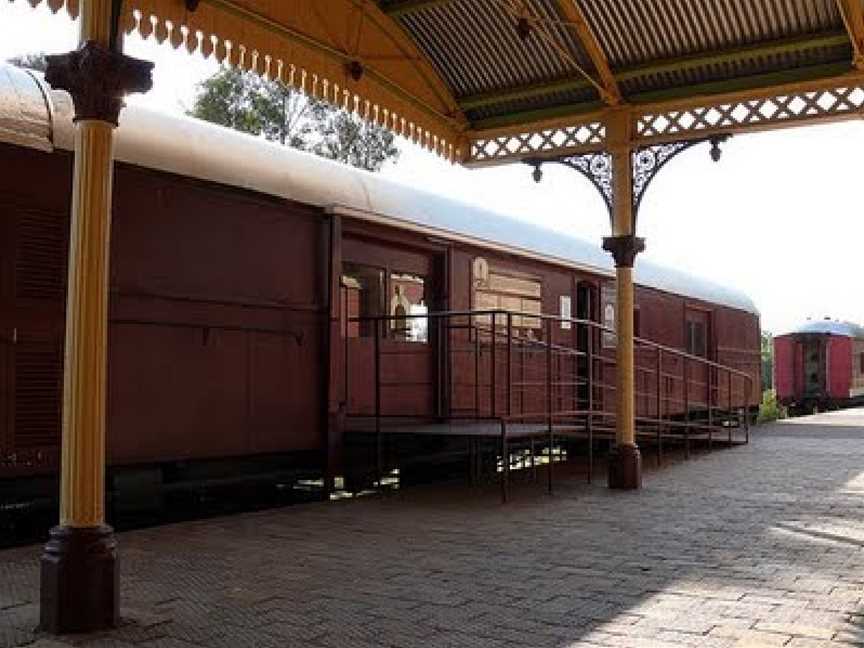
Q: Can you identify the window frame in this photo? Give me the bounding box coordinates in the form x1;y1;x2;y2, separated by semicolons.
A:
685;319;708;358
471;259;543;338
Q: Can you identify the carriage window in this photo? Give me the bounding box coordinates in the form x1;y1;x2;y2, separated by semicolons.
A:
342;263;384;338
686;320;707;357
389;272;427;343
473;258;542;337
601;283;616;348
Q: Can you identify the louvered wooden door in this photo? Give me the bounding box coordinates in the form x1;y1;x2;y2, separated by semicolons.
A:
2;205;68;474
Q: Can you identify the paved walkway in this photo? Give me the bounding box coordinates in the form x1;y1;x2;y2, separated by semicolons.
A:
4;411;864;647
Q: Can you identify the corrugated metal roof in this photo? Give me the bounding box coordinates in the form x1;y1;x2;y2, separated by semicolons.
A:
398;0;596;98
0;63;759;315
381;0;856;123
577;0;843;69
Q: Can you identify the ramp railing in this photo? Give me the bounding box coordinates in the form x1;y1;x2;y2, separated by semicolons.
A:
344;309;754;498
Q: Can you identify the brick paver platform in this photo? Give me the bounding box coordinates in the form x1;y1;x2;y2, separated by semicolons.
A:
3;411;864;647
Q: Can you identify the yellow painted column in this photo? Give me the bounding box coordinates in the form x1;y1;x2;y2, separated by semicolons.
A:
614;265;636;445
40;0;153;633
610;142;636;450
602;110;643;489
59;119;115;527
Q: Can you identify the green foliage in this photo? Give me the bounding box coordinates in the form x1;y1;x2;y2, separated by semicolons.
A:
758;389;786;423
7;53;48;72
189;68;313;148
760;330;774;392
311;103;400;171
189;68;399;172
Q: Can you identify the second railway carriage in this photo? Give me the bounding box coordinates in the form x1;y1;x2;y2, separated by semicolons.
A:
775;319;864;413
0;64;760;502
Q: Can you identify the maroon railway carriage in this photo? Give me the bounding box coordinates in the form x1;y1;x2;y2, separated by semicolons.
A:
775;319;864;413
0;64;761;503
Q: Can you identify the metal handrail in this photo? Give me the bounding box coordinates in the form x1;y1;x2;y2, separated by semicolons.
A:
348;308;754;380
345;308;754;499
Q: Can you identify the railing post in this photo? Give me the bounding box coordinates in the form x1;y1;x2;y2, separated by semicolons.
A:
656;347;662;467
500;420;509;503
745;376;751;444
490;313;496;418
436;315;443;418
683;357;690;459
474;318;480;418
507;313;513;418
728;370;734;447
374;318;382;487
587;325;594;483
344;289;350;415
708;365;714;450
447;316;454;419
546;318;553;494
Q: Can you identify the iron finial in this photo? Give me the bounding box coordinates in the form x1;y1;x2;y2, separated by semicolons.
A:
531;162;543;183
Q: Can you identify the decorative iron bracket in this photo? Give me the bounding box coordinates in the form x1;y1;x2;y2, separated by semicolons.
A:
526;134;729;225
528;152;614;215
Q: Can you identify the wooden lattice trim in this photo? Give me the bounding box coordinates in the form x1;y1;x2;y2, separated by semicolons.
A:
636;84;864;142
15;0;467;161
468;121;606;166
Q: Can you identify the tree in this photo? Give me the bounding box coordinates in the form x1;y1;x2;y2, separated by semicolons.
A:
189;67;399;172
311;104;400;172
189;68;313;148
7;53;48;72
761;330;774;392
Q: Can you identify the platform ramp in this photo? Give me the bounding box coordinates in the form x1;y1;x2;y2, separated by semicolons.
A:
343;309;756;500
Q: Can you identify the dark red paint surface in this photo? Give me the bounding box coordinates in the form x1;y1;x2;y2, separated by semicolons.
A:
0;141;761;481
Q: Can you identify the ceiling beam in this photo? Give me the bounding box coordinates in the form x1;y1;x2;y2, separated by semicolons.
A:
837;0;864;69
469;60;856;131
380;0;454;17
554;0;621;105
629;61;853;104
459;32;851;112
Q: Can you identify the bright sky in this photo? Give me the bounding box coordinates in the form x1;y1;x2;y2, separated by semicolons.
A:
2;2;863;334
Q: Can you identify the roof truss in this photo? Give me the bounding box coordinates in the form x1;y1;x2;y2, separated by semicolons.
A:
380;0;453;17
459;32;850;113
552;0;620;105
838;0;864;69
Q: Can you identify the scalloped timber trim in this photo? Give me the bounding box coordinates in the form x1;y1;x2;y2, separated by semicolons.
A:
16;0;466;162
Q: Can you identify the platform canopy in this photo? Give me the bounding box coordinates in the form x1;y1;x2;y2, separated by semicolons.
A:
25;0;864;164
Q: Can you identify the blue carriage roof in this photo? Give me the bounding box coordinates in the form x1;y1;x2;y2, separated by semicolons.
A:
779;320;864;338
0;63;758;315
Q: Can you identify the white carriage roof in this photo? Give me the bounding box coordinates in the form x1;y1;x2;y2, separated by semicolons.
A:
0;63;758;315
778;319;864;338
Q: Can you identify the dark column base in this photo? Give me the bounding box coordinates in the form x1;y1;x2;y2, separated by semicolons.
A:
40;524;119;634
607;444;642;490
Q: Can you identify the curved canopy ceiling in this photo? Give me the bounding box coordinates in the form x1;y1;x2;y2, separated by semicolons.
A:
22;0;864;163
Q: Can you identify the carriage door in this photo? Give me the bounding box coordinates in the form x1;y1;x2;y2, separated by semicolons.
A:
801;335;826;399
685;308;712;414
341;238;436;418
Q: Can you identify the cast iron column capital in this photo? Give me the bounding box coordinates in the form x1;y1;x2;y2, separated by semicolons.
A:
602;235;645;268
45;41;153;125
